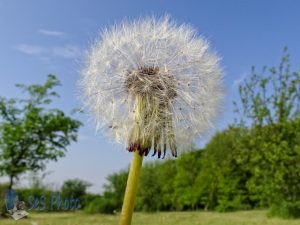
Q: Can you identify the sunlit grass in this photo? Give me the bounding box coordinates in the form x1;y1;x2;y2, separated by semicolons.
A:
1;210;300;225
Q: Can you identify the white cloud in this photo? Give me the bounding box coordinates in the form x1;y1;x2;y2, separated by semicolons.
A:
233;77;244;87
14;44;81;59
14;44;45;55
38;29;65;37
52;45;81;59
233;73;248;87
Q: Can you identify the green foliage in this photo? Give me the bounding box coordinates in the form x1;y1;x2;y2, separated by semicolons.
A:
83;171;128;214
61;179;91;207
244;120;300;207
102;170;128;211
173;151;201;210
234;47;300;126
268;201;300;219
84;196;116;214
136;162;162;211
195;127;252;212
81;193;101;211
233;48;300;215
84;196;103;214
61;179;91;198
136;160;177;211
154;159;177;211
0;75;82;188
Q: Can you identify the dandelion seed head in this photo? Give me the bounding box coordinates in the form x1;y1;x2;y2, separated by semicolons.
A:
80;16;223;157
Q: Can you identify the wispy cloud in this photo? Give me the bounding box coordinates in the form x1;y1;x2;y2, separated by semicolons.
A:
233;73;248;87
233;77;244;87
14;44;45;55
14;44;81;59
38;29;65;37
52;45;81;59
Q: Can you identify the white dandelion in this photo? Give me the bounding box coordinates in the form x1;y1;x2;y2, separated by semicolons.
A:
80;16;223;158
79;16;223;225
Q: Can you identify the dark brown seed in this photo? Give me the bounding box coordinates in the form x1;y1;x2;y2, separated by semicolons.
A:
152;148;157;157
127;144;134;152
138;147;144;156
158;150;161;159
162;144;167;159
144;147;150;156
171;146;177;157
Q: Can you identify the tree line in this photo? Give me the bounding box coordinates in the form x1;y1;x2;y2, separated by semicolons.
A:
91;49;300;218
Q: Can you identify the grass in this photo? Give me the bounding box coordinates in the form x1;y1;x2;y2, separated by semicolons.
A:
0;210;300;225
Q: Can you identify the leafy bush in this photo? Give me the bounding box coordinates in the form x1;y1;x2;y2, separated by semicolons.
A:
81;193;101;210
84;196;117;214
268;201;300;219
61;179;91;208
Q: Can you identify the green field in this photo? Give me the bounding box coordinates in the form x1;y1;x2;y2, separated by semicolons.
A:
0;210;299;225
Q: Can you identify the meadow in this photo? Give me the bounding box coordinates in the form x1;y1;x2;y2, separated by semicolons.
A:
1;210;299;225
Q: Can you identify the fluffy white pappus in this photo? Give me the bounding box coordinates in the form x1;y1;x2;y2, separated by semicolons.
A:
79;16;223;157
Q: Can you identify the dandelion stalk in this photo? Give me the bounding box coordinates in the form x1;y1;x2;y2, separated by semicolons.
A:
119;150;143;225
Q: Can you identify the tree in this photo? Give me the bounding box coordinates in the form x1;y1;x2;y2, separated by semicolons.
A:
173;151;202;210
156;159;177;211
234;49;300;217
195;127;251;211
136;162;163;211
0;75;82;189
102;170;128;211
234;47;300;126
61;178;91;208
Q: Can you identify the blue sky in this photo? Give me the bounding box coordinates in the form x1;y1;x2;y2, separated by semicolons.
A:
0;0;300;193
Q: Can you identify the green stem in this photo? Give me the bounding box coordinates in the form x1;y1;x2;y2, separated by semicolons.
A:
119;150;144;225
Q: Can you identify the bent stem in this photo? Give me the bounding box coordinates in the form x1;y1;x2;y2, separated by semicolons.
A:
119;150;144;225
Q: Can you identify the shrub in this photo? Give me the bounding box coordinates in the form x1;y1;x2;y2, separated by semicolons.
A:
84;197;117;214
81;193;100;210
268;201;300;219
